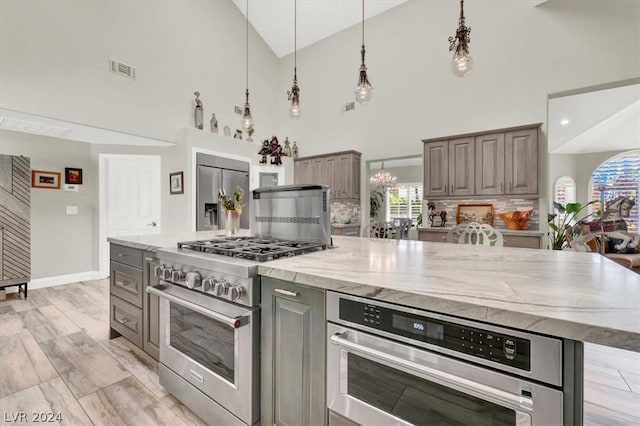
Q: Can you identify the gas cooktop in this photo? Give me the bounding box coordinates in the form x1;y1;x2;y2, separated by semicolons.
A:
177;236;327;262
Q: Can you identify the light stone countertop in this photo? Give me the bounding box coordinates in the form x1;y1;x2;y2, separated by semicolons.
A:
108;229;251;251
259;236;640;352
418;227;544;236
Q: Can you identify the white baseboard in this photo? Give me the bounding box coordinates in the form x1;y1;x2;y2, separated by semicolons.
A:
5;271;103;293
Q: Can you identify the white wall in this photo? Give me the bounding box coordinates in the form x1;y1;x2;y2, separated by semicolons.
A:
0;0;280;143
0;131;95;279
275;0;639;159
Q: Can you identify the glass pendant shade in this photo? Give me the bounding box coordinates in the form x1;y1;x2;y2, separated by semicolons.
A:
355;73;373;104
290;98;300;119
242;95;254;131
452;48;473;77
241;109;254;131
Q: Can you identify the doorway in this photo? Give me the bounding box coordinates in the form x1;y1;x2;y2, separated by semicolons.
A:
98;154;161;277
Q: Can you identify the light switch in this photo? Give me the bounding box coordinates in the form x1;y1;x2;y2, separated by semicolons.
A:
66;206;78;215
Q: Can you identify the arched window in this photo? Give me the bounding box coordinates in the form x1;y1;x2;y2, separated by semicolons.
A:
589;149;640;232
554;176;577;205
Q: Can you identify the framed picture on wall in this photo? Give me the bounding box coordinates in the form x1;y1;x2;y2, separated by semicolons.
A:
65;167;83;184
456;203;495;225
31;170;61;189
170;171;184;195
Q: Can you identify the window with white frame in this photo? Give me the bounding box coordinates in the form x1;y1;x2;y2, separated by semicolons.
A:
386;184;423;224
589;150;639;232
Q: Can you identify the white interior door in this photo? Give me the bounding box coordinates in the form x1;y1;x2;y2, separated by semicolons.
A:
99;154;161;277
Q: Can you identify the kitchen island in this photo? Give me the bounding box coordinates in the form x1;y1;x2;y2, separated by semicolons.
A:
108;232;639;425
259;236;640;352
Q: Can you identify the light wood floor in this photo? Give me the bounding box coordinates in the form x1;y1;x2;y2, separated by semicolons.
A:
1;280;639;425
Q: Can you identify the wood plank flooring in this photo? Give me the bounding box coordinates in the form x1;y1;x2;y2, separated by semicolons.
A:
1;280;639;425
0;280;206;426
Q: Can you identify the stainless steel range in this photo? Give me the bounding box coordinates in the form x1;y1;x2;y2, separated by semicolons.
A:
148;185;330;426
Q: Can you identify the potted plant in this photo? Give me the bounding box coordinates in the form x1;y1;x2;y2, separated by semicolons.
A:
547;201;597;250
219;187;244;236
370;190;383;221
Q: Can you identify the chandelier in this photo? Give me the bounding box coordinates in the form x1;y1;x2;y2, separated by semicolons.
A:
448;0;473;77
370;162;397;190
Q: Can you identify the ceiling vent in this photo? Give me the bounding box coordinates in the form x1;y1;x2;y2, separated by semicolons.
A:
110;59;136;80
234;106;243;115
343;101;355;112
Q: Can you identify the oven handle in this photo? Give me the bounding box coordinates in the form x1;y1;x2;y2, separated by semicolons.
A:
147;286;249;329
330;331;534;413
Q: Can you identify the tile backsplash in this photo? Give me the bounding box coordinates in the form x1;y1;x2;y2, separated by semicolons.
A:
331;200;361;224
425;198;539;230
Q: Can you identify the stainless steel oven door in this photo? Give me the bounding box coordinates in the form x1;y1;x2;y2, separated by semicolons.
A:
327;324;563;426
149;283;259;426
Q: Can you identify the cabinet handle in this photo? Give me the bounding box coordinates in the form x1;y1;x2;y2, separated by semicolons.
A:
144;257;158;262
450;184;453;194
500;182;503;192
509;182;513;192
118;253;127;257
117;280;129;287
275;288;298;297
116;316;129;325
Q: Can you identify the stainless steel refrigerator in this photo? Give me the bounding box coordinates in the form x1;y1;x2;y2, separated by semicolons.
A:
196;153;250;231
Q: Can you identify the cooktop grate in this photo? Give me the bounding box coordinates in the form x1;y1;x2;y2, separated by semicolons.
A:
177;237;326;262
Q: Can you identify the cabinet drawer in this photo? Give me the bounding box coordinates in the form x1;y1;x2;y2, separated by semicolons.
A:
342;227;360;237
110;244;143;269
110;261;143;308
418;230;448;243
503;235;541;249
111;295;143;348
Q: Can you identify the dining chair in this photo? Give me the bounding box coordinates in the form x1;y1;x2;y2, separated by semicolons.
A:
446;222;504;247
361;222;397;239
392;218;412;240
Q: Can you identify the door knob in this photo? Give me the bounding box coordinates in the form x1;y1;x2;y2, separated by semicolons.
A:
147;221;157;227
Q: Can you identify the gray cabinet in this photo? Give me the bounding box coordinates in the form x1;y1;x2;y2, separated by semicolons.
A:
294;151;361;200
109;243;160;360
0;155;30;296
448;138;475;196
261;277;326;426
332;225;360;236
423;141;449;197
417;229;542;249
423;124;539;199
475;133;505;195
142;251;160;360
505;129;538;195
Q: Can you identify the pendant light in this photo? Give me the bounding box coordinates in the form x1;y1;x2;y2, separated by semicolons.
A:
287;0;300;119
355;0;372;103
448;0;473;77
370;162;396;190
241;0;254;131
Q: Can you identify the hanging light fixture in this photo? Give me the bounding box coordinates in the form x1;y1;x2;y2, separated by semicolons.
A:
287;0;300;119
370;162;397;190
448;0;473;77
355;0;373;103
241;0;254;131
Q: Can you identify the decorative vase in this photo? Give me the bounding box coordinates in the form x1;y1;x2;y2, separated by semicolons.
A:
499;210;533;230
225;210;240;236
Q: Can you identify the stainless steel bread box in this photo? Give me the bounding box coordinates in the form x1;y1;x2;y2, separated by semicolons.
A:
251;185;331;248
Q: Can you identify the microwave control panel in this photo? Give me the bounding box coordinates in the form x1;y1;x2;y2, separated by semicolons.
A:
339;298;531;371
